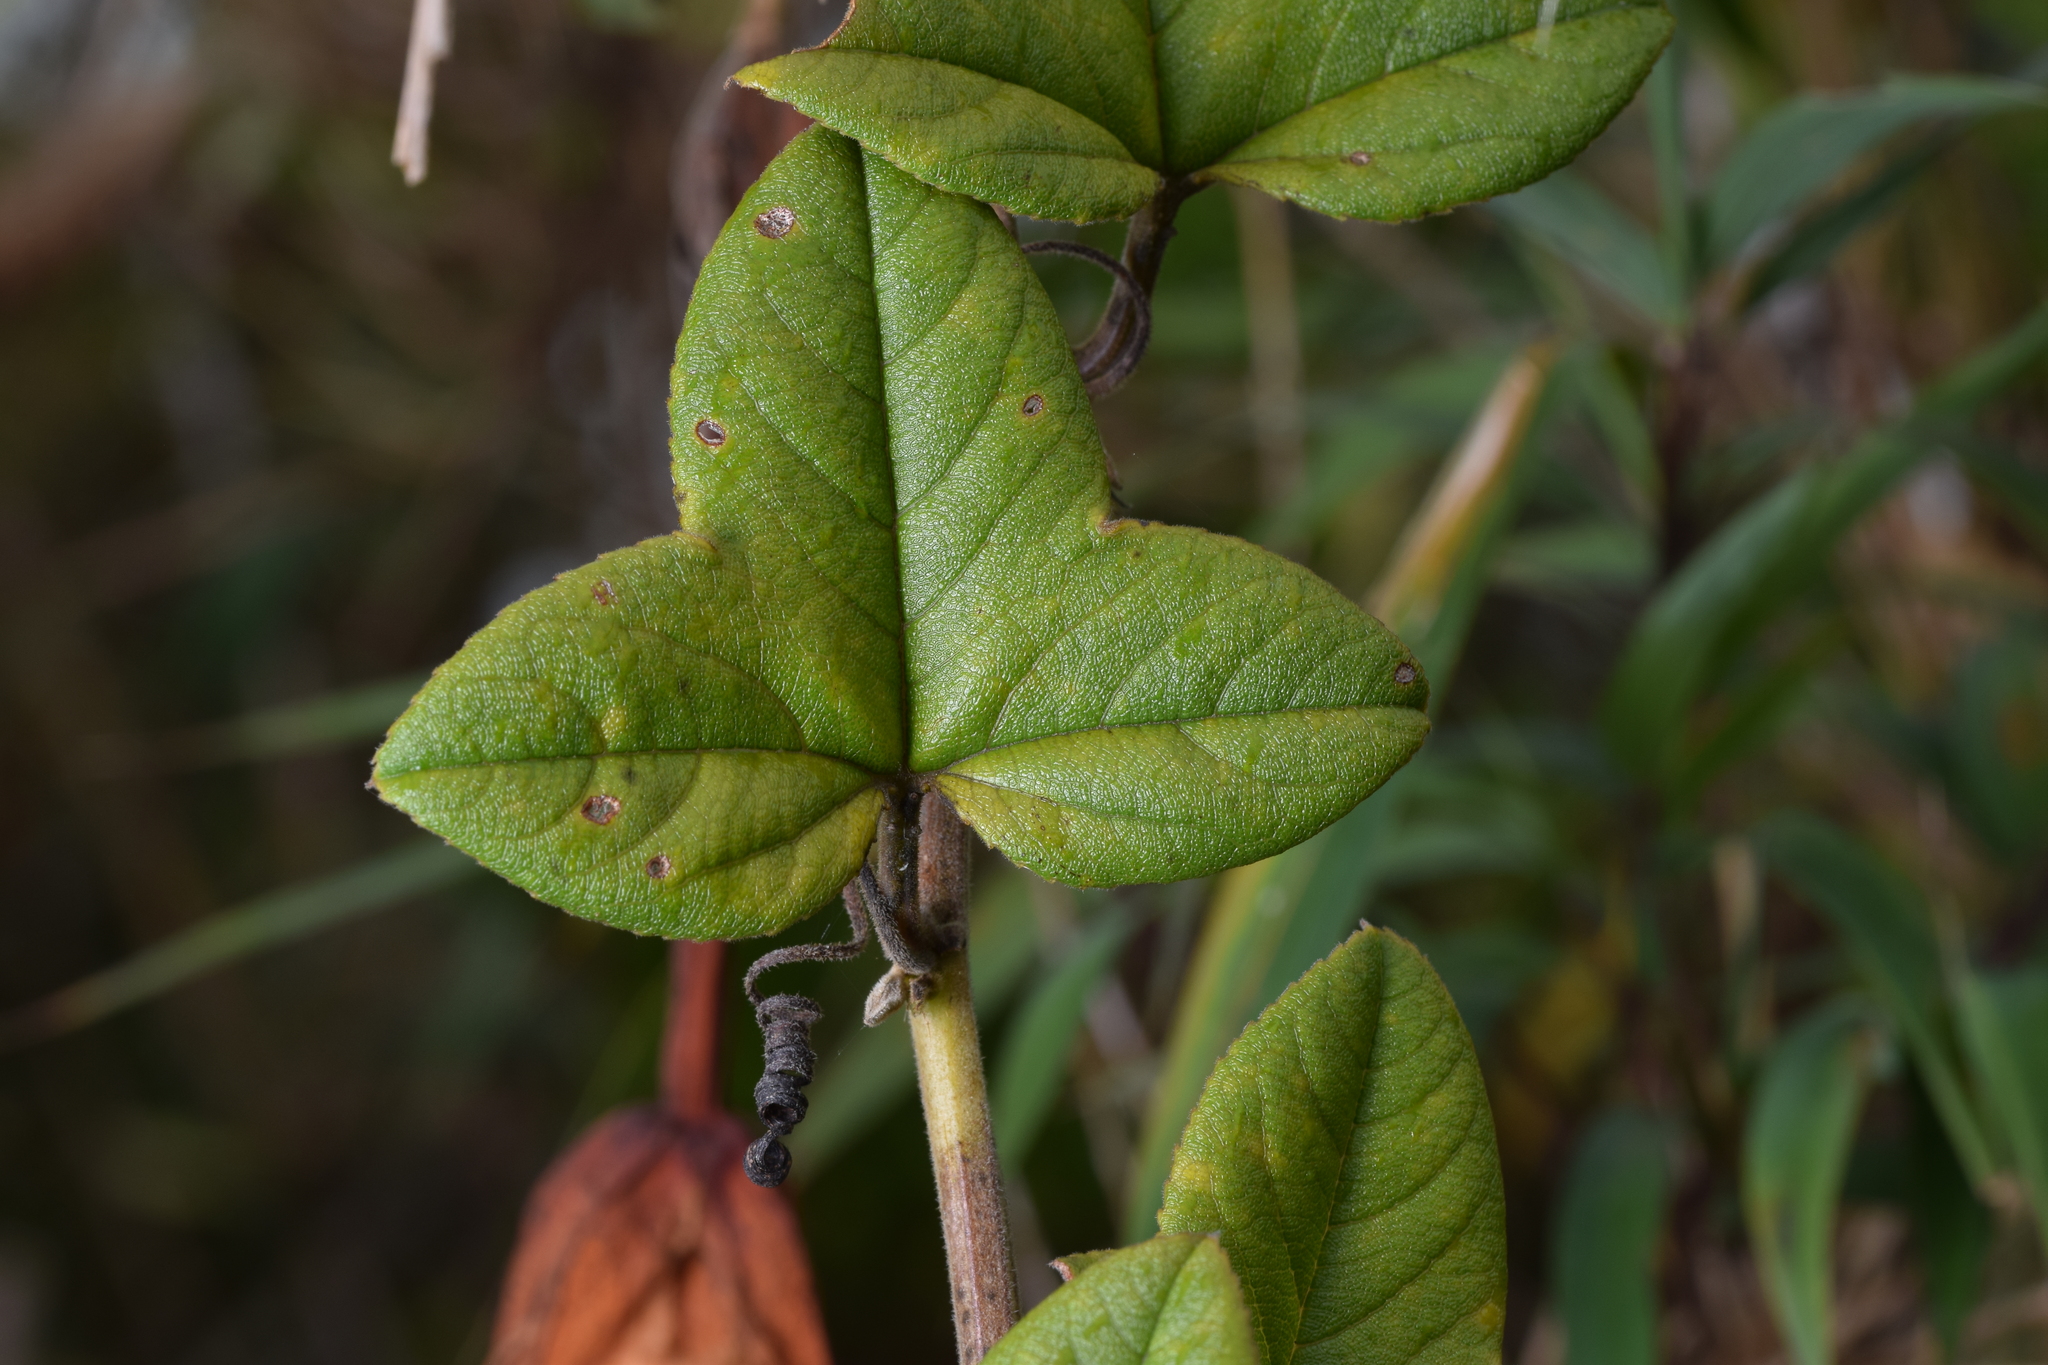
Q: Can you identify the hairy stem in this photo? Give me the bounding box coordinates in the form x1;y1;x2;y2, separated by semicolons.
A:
908;792;1017;1363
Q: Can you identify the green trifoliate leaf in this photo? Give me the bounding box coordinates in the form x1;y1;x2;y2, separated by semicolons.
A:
374;128;1427;937
1158;926;1506;1365
987;1235;1258;1365
736;0;1670;223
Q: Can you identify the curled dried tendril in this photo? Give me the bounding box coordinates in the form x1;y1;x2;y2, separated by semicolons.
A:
1019;239;1153;398
738;813;946;1186
740;891;871;1187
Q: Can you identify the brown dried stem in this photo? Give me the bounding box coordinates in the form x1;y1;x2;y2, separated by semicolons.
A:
661;939;726;1122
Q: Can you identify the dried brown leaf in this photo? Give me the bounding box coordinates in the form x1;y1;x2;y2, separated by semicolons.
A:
488;1105;829;1365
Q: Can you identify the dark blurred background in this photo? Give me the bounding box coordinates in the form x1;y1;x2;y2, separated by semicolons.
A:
1;0;2046;1361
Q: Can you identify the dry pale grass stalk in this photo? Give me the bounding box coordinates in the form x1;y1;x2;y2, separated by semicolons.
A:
391;0;450;186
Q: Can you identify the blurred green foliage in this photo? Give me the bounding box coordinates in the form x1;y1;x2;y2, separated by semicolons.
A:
2;0;2047;1362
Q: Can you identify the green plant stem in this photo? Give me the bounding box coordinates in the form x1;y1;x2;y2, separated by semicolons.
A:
909;792;1017;1363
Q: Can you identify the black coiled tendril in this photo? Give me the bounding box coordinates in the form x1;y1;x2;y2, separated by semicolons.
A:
740;891;871;1187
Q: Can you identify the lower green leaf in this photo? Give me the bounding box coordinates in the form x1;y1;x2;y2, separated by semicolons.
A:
988;1234;1257;1365
1158;926;1506;1365
1204;9;1671;223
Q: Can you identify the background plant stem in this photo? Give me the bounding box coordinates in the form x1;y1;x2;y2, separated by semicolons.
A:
1232;185;1307;520
909;795;1018;1364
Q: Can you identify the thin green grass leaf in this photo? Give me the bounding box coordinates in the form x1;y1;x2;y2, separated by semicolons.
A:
1755;813;1996;1187
1955;966;2048;1255
990;910;1138;1176
0;842;477;1049
1491;173;1686;329
1556;1109;1669;1365
1707;75;2044;265
1743;998;1884;1365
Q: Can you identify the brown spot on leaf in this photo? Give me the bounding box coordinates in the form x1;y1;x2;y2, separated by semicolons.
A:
591;580;617;607
1394;662;1417;685
580;794;620;825
695;419;726;447
1347;150;1374;166
646;854;674;880
753;205;796;239
1021;393;1044;417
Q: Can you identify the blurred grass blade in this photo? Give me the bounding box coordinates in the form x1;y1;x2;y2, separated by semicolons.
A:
1491;174;1686;330
1957;439;2048;555
1955;967;2048;1252
1371;340;1557;680
990;910;1138;1176
0;842;477;1049
1128;344;1555;1241
1252;781;1407;1013
167;675;425;767
1707;75;2044;266
1566;346;1661;510
1919;299;2048;418
1945;633;2048;865
1904;1074;1993;1356
1602;300;2048;783
1123;844;1320;1242
1741;132;1947;309
1556;1108;1669;1365
785;869;1037;1180
1743;998;1883;1365
1756;813;1997;1187
1646;41;1692;299
1666;623;1840;809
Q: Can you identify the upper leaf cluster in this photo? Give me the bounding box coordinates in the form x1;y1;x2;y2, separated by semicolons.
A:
737;0;1673;222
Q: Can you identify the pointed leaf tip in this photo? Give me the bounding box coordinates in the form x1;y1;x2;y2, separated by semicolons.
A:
1159;925;1507;1365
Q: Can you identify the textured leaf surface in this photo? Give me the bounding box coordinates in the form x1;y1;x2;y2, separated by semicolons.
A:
1204;8;1672;222
986;1235;1257;1365
940;707;1429;887
1157;926;1506;1365
372;539;891;940
375;128;1428;936
735;51;1163;223
739;0;1669;223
